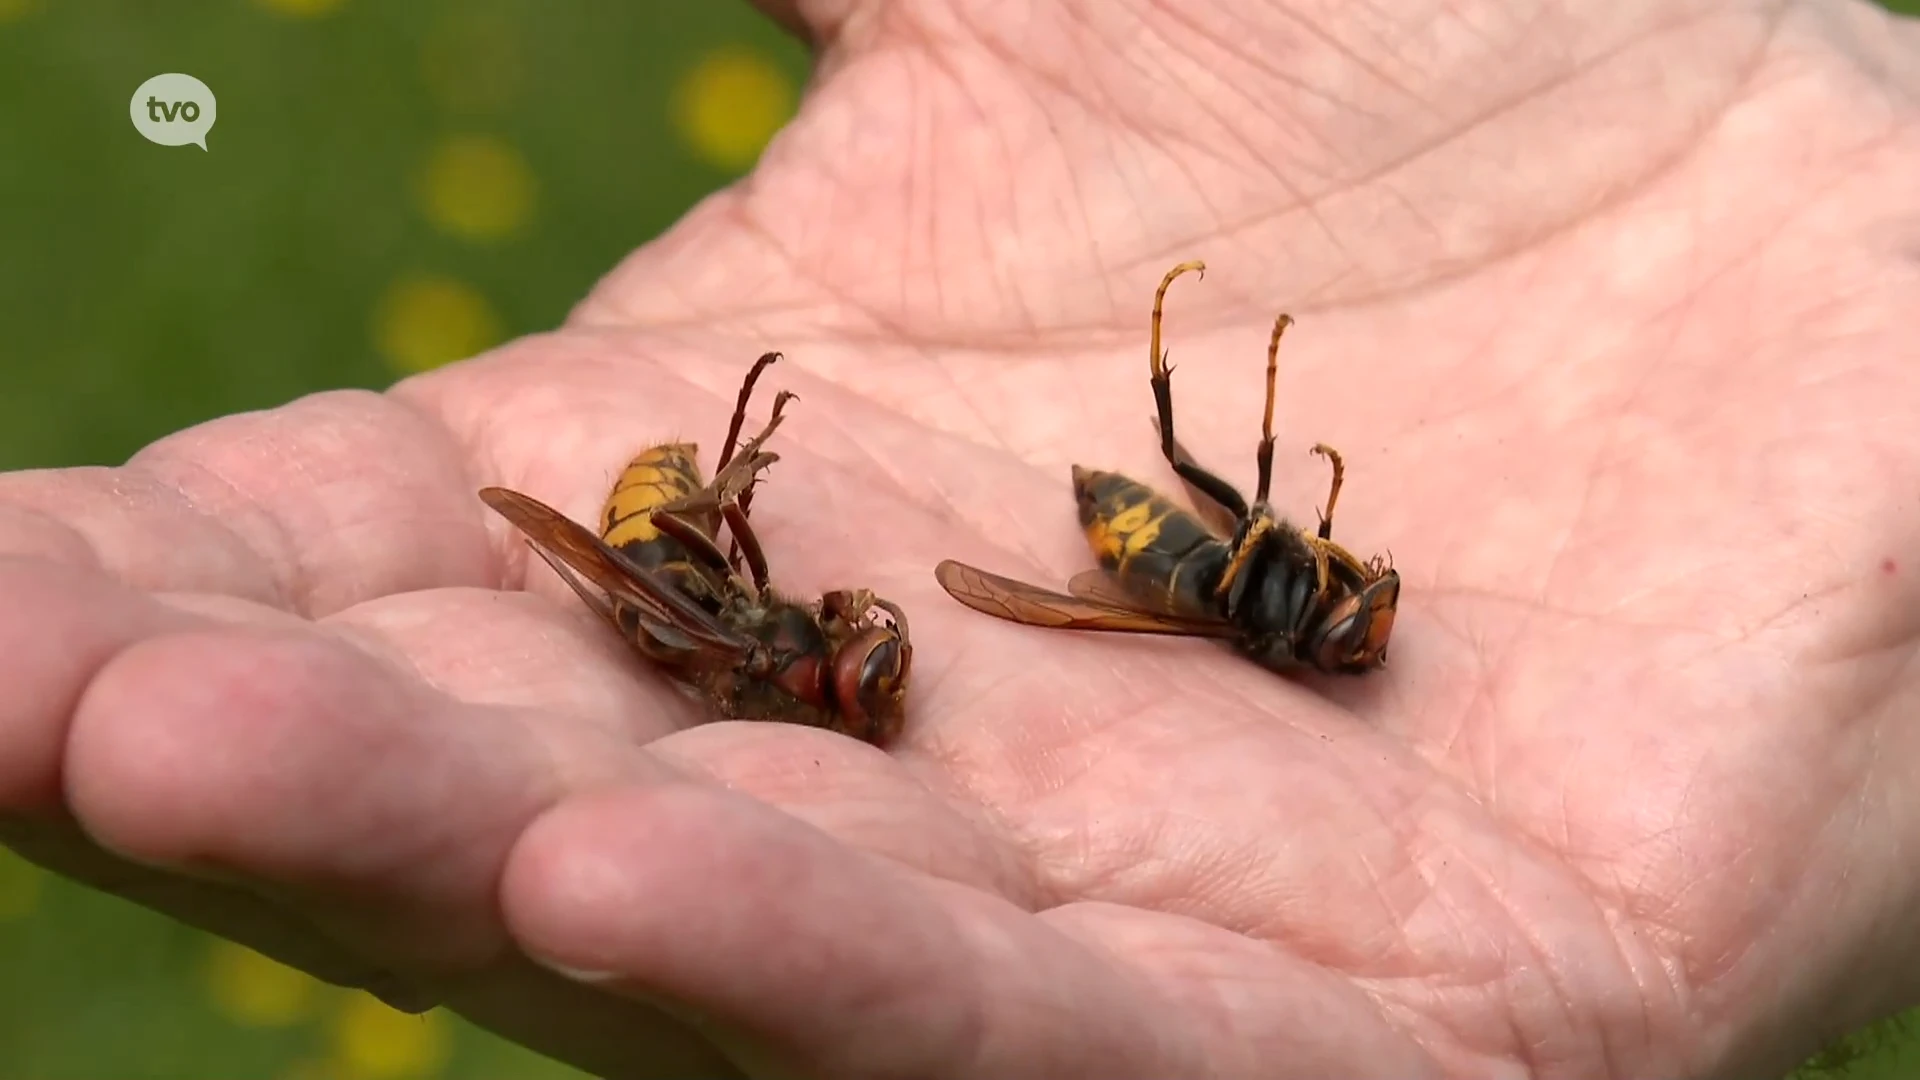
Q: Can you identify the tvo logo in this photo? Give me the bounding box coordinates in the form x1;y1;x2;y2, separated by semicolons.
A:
130;73;217;151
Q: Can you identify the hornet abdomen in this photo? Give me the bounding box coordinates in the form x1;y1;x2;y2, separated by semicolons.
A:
1071;465;1230;617
601;442;716;601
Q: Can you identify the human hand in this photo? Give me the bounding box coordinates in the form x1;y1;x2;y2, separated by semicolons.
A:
7;0;1920;1077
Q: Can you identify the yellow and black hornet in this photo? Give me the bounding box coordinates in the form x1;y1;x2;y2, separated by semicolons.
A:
934;261;1399;675
480;352;914;744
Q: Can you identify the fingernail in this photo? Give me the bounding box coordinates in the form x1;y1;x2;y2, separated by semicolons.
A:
527;951;621;985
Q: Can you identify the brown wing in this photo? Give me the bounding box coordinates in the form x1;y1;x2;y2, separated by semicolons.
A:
478;486;755;659
1149;416;1240;538
1064;569;1155;609
1063;569;1221;622
934;560;1237;638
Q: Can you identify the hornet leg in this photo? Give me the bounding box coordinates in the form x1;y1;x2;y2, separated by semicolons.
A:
725;386;795;573
1309;442;1344;541
1148;261;1250;521
1252;312;1294;505
716;351;782;475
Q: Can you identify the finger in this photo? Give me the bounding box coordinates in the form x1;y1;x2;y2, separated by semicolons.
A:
0;502;99;570
501;784;1212;1079
0;557;202;812
646;721;1044;904
322;585;700;744
0;557;431;1004
0;390;491;615
60;622;675;977
49;604;749;1075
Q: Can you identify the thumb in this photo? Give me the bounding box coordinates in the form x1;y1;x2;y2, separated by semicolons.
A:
499;782;1215;1078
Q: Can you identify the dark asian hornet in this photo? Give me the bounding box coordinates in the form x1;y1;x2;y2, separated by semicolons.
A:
478;352;914;745
933;260;1400;675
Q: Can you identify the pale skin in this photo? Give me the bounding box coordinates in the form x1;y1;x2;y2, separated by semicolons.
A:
5;0;1920;1076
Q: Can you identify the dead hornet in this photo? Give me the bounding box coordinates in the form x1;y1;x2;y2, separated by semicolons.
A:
934;260;1399;675
480;352;913;745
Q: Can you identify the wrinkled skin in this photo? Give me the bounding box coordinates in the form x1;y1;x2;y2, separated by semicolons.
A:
6;1;1920;1077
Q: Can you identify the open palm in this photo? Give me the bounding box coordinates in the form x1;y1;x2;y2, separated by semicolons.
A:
7;1;1920;1078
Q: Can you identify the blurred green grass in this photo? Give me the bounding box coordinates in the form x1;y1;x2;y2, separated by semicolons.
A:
2;1;1919;1078
0;0;803;472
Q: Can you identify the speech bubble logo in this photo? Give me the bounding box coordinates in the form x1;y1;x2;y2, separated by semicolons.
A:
130;73;217;151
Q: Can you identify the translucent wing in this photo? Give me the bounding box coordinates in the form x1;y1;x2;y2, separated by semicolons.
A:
478;486;755;659
934;560;1237;637
1060;569;1221;623
1063;569;1148;609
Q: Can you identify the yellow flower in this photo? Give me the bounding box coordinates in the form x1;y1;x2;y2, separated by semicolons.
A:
671;46;797;172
